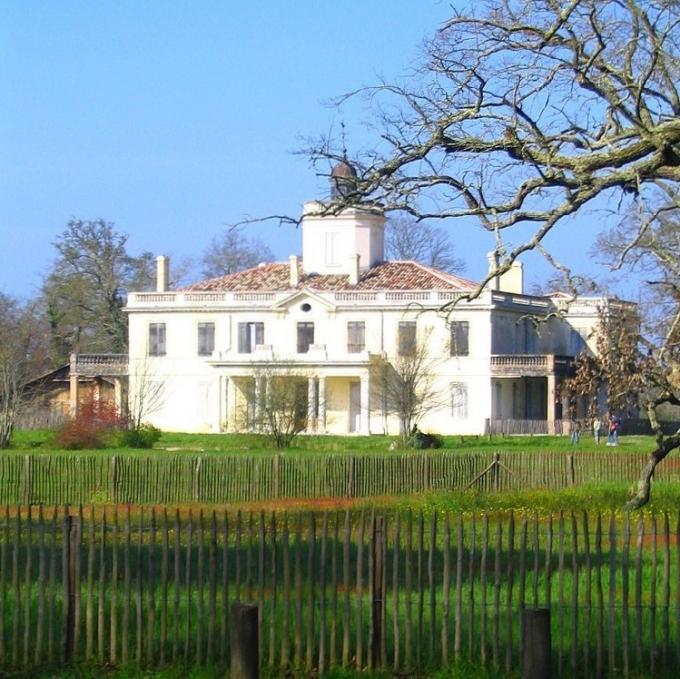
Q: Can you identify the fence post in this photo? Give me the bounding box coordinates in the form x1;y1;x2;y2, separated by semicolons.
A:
521;608;551;679
194;457;202;502
23;455;31;505
492;452;501;492
567;454;575;486
62;511;79;663
110;456;117;504
371;517;386;669
231;602;259;679
347;457;355;498
273;454;280;499
423;455;430;492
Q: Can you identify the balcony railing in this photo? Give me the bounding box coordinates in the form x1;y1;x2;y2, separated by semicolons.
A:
74;354;128;377
490;354;574;376
128;289;476;307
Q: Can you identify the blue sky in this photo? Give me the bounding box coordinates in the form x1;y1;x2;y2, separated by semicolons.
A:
1;1;629;300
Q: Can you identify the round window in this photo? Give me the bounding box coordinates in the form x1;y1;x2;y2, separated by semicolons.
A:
301;303;312;312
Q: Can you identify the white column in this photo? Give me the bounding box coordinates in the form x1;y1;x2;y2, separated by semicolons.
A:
307;377;317;432
360;372;370;434
218;376;228;432
547;374;556;435
264;376;272;433
113;378;124;415
229;377;239;432
318;376;326;433
69;352;79;419
254;377;263;431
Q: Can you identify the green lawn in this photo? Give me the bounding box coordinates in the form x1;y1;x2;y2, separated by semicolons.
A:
9;429;658;457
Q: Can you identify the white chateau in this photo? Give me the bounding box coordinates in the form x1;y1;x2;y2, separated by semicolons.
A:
118;164;621;436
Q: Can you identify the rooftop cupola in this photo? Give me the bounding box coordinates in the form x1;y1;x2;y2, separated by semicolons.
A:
301;161;385;277
330;160;358;199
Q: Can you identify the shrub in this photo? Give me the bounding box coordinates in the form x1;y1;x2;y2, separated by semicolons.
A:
408;428;443;449
122;424;162;449
55;394;128;450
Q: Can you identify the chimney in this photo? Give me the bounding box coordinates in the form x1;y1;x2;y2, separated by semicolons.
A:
156;255;169;292
348;253;360;285
487;252;524;294
289;255;299;287
487;251;500;291
501;261;523;294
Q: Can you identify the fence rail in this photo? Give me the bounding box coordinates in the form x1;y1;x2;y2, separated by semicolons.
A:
487;418;680;436
0;450;677;506
0;506;676;675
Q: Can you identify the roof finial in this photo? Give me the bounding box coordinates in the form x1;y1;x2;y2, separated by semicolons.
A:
331;123;357;199
340;121;348;161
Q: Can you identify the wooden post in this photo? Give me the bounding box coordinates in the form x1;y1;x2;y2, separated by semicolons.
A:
110;456;117;504
194;457;202;502
273;454;280;499
521;608;551;679
567;454;575;486
62;512;78;663
231;603;259;679
371;516;385;670
493;452;501;492
23;456;31;505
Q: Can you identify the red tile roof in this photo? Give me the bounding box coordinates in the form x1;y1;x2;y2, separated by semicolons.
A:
185;261;477;292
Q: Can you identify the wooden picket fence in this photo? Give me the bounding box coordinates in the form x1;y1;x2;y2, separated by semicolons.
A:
0;506;677;675
0;450;678;505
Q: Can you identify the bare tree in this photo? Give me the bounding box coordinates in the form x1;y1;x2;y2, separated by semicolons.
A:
238;369;308;448
374;329;447;446
201;228;275;279
0;294;48;447
590;197;680;508
385;216;465;273
298;0;680;504
127;358;166;431
560;305;644;420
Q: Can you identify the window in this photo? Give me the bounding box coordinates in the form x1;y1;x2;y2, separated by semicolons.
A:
297;322;315;353
197;322;215;356
148;323;166;356
325;232;340;266
347;321;365;353
451;382;468;419
398;321;416;356
238;322;264;353
450;321;469;356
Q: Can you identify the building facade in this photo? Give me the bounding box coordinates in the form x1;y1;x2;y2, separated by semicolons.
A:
124;173;620;436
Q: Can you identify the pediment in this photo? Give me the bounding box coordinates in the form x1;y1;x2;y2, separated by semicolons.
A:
270;288;336;311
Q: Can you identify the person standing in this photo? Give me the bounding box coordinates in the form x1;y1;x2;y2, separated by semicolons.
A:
593;416;602;444
607;414;620;446
570;420;581;445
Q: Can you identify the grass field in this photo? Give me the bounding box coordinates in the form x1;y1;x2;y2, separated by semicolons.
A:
0;506;676;677
10;429;658;456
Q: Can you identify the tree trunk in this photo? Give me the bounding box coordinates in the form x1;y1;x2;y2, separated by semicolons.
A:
625;439;679;509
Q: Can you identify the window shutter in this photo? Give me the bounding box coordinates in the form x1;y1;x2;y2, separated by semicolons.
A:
238;323;248;353
158;324;166;355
